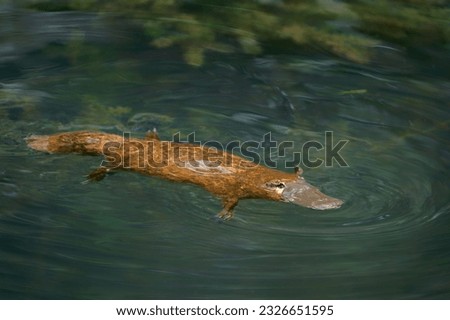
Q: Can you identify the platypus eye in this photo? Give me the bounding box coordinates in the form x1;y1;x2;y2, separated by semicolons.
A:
275;182;286;189
266;181;286;189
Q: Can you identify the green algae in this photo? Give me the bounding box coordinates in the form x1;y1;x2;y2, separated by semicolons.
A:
13;1;350;65
17;0;449;66
347;0;450;48
338;89;367;95
73;95;131;126
0;84;45;121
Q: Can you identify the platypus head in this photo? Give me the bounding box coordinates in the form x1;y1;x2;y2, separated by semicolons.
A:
265;177;343;210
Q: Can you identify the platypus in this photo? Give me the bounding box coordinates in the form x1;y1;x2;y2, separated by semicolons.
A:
26;130;343;220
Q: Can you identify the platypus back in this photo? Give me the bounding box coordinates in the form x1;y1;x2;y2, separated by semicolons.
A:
26;131;123;155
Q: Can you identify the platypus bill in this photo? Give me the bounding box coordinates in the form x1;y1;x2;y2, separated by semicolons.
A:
26;130;343;220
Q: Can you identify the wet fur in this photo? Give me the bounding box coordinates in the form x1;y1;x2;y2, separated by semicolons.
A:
26;131;339;220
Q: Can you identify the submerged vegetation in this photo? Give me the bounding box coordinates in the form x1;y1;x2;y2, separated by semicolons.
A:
348;0;449;47
18;0;450;66
2;0;448;128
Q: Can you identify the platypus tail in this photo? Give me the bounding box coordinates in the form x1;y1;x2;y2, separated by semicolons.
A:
26;134;51;152
25;131;122;156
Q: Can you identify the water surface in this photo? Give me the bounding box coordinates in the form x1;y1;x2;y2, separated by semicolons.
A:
0;7;449;299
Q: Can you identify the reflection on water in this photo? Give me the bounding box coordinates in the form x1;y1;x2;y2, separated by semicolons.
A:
0;7;449;299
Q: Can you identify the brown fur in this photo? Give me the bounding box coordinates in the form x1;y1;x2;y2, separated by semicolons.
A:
26;131;341;219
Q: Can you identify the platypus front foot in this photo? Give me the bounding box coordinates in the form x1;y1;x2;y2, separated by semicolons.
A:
83;166;114;183
216;197;238;221
216;209;234;221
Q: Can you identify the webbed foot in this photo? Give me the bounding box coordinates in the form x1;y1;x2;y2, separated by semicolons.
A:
145;128;160;141
82;167;114;184
215;197;238;221
216;208;234;221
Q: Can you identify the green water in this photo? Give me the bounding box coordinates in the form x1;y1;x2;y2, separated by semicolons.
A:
1;4;449;299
